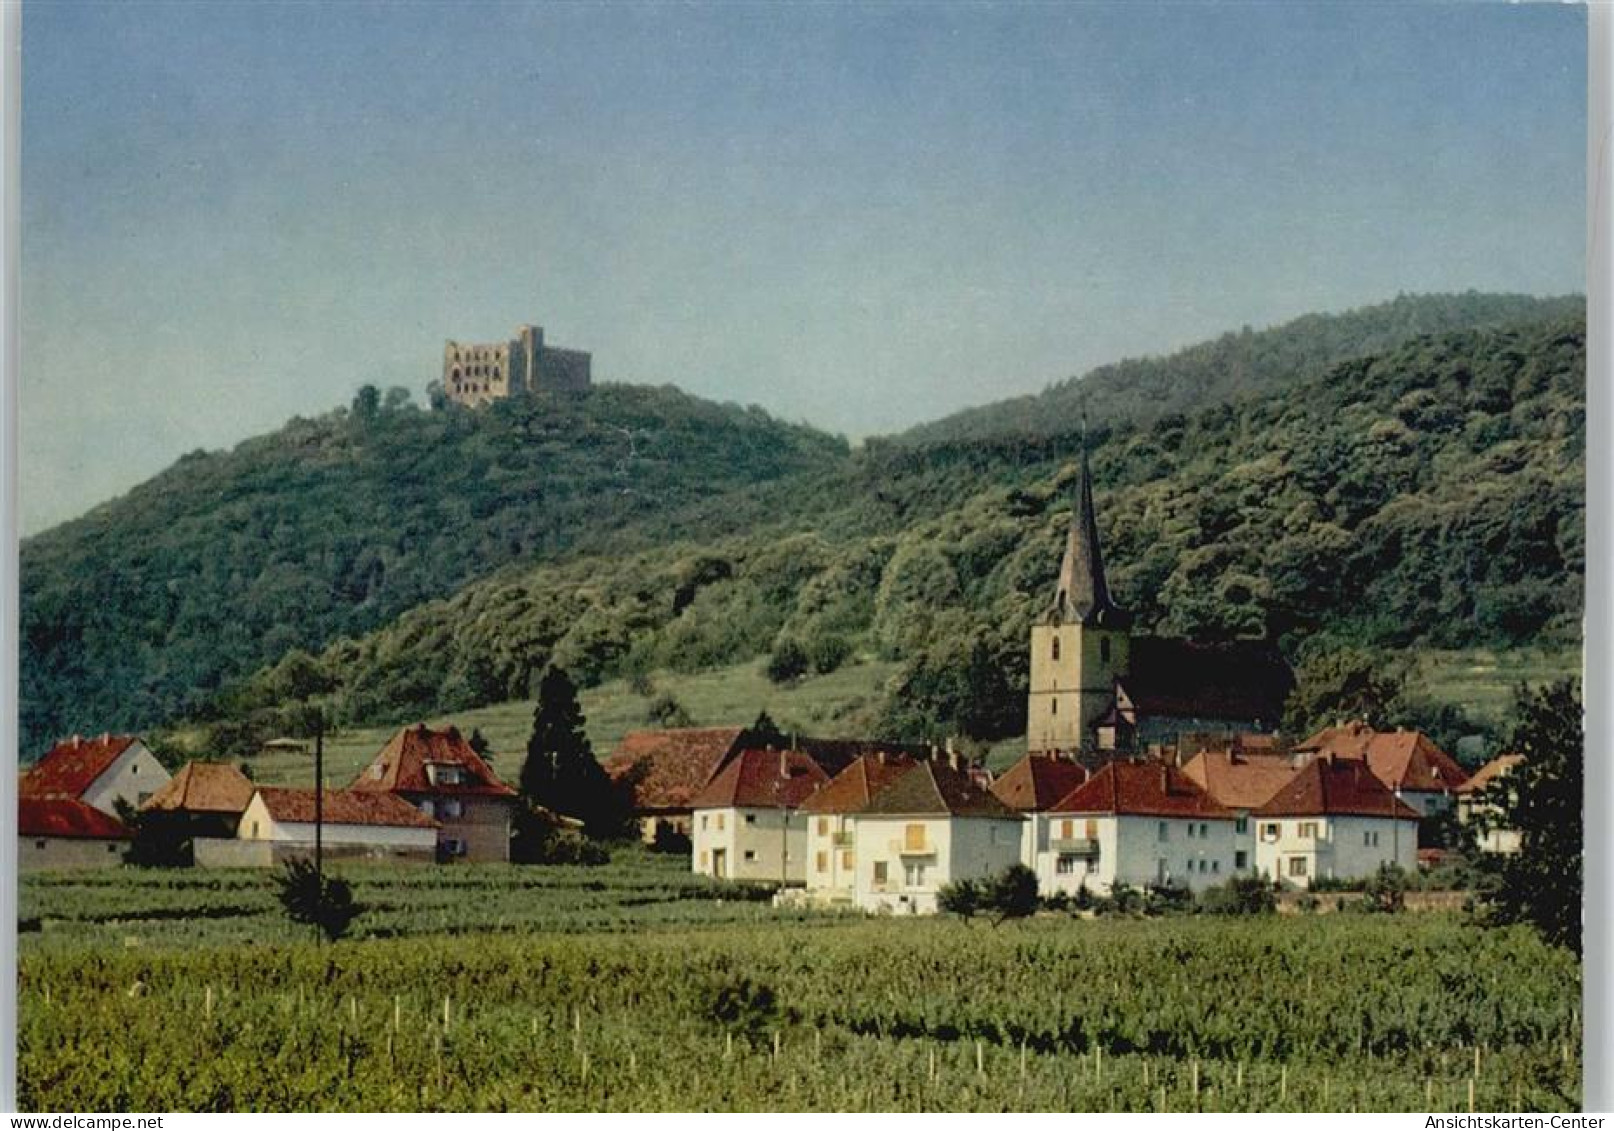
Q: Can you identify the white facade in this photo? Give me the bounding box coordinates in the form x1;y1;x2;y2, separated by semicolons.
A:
851;814;1022;914
79;741;171;817
692;806;808;883
804;812;858;900
237;794;438;853
1028;812;1238;896
1252;814;1418;889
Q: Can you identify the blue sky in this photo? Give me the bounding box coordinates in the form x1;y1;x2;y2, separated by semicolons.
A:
22;2;1586;534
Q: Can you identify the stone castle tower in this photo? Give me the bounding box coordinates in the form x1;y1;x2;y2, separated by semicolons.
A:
442;323;592;408
1026;446;1133;753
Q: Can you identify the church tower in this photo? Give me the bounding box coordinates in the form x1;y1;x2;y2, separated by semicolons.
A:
1026;445;1133;752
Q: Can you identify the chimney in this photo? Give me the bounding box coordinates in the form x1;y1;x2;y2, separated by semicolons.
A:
877;750;888;765
1160;764;1169;792
100;732;111;744
780;749;789;779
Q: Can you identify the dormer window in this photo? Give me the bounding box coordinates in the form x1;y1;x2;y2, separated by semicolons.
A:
425;763;465;787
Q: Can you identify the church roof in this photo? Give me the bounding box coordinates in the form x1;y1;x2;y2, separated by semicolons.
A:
1116;638;1293;725
1046;448;1132;629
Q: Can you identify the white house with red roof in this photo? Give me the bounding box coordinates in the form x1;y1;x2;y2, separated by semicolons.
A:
843;758;1022;915
18;796;133;871
690;748;830;882
799;751;920;903
1293;722;1468;819
350;724;519;862
1179;749;1302;874
1455;753;1525;855
1251;755;1421;888
988;752;1090;873
214;786;439;866
1036;760;1237;896
21;733;170;817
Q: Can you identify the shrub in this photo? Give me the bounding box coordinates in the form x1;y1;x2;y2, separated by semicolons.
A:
1197;873;1278;915
766;638;810;684
985;864;1040;925
1364;863;1408;914
808;634;853;675
275;858;360;942
1143;882;1194;916
938;878;984;920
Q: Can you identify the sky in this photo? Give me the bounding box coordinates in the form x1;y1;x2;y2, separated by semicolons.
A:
21;1;1586;535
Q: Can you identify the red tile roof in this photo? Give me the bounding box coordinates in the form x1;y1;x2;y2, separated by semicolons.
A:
1180;751;1299;810
1254;756;1422;820
19;797;132;840
800;752;919;814
858;759;1020;820
350;724;516;798
604;726;750;812
1296;723;1467;793
1050;760;1233;820
254;787;440;828
989;754;1089;812
689;748;830;810
20;734;141;799
1457;753;1525;795
141;762;255;815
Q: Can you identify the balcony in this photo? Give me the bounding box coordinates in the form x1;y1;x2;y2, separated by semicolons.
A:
1050;837;1100;858
889;838;936;857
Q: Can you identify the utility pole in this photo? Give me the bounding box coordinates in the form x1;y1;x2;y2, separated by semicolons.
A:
314;710;325;892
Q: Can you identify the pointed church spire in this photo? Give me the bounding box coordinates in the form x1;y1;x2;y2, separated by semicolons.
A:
1048;427;1132;628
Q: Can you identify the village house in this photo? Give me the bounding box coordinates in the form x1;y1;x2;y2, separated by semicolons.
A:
1293;722;1468;821
139;761;256;840
20;733;171;817
1455;753;1525;854
208;786;439;866
689;748;829;882
1034;760;1237;896
606;726;753;843
1026;449;1291;755
1251;755;1421;888
350;724;519;862
988;752;1089;865
1179;749;1302;873
18;796;132;871
800;751;920;905
843;757;1022;915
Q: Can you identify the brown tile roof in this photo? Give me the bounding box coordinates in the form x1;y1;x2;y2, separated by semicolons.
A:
19;797;132;840
20;734;141;800
141;762;255;815
255;787;439;828
689;748;830;810
800;752;920;814
1180;751;1299;811
350;724;516;798
989;754;1089;812
1118;638;1293;724
1254;756;1422;820
1050;760;1234;819
1296;723;1467;793
604;726;750;812
1457;753;1525;795
858;759;1020;820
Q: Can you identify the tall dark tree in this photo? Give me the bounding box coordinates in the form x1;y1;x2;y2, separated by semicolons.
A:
520;665;624;839
1487;679;1583;954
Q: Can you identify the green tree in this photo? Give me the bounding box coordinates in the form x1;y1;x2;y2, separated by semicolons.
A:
937;878;983;921
1487;680;1582;953
766;638;810;684
519;665;625;840
985;863;1040;925
1283;647;1405;736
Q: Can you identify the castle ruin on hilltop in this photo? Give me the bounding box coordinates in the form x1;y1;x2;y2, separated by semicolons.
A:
442;323;592;407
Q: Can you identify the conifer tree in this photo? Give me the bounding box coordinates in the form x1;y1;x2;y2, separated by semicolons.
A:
521;665;623;838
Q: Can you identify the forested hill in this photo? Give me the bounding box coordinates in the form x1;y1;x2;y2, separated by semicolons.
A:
206;312;1584;754
19;385;848;754
896;292;1582;448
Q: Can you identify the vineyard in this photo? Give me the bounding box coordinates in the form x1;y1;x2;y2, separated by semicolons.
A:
16;855;1582;1112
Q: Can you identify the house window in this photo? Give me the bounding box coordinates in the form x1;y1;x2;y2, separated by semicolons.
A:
1187;824;1196;839
904;824;926;851
419;800;436;819
1086;858;1099;875
717;814;725;831
250;821;259;838
699;851;708;870
1199;823;1209;837
904;862;927;888
33;839;44;850
1235;850;1248;869
1051;698;1058;716
743;850;756;862
1212;860;1220;873
1260;823;1279;842
1364;830;1380;847
1060;819;1074;840
1085;819;1098;839
1288;857;1308;877
840;850;853;870
1299;822;1319;840
744;814;757;826
1157;821;1169;842
1235;817;1248;835
1056;855;1077;875
370;764;384;781
816;851;828;874
817;817;829;836
873;861;888;887
108;843;119;854
440;799;464;820
1052;637;1061;662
